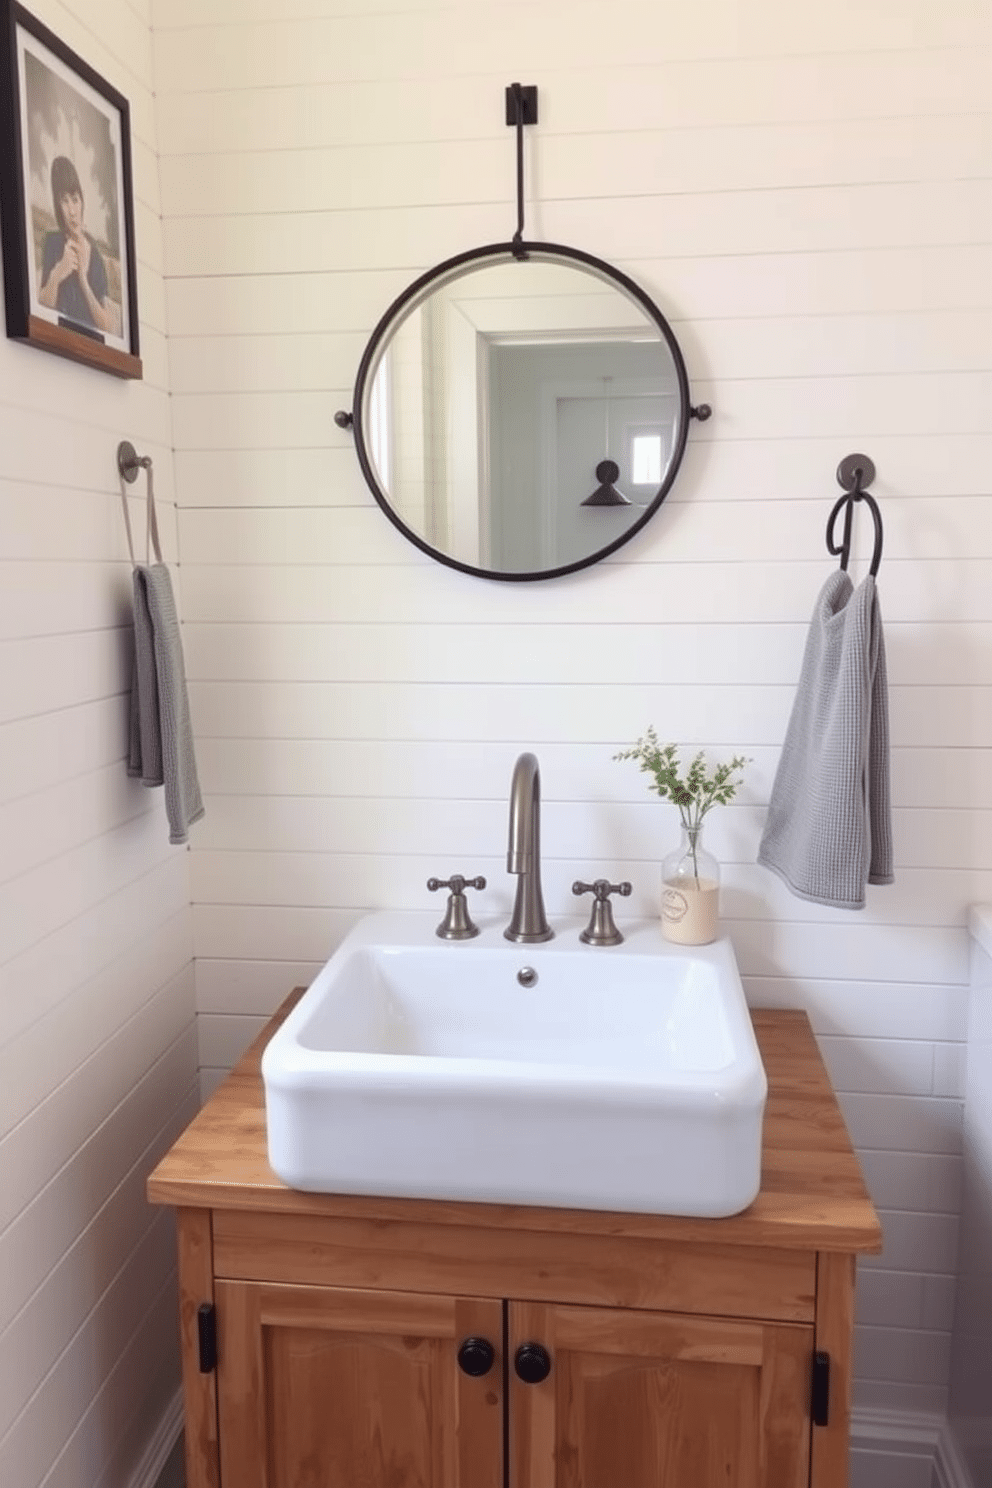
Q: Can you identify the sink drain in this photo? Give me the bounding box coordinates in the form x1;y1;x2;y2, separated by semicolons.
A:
516;966;538;988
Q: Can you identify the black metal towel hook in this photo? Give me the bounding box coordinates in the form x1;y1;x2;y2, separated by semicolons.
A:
826;453;883;578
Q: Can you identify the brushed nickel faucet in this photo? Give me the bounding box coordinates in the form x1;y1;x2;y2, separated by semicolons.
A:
505;752;554;943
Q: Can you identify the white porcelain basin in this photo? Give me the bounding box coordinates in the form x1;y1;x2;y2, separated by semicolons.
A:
262;911;767;1217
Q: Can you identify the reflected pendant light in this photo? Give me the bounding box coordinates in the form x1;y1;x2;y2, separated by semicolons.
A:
581;378;631;506
582;458;631;506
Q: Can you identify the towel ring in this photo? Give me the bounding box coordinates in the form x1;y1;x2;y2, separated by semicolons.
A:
826;453;883;578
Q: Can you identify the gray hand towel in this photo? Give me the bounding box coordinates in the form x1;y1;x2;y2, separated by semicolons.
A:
128;563;161;786
758;569;893;909
126;562;204;846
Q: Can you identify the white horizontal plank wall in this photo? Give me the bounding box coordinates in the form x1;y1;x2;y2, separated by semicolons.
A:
0;2;195;1486
154;0;991;1444
943;911;992;1486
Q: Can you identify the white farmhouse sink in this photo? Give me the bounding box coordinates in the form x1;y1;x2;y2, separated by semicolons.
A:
261;911;767;1218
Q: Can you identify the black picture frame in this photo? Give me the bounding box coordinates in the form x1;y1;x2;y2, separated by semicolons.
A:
0;1;141;378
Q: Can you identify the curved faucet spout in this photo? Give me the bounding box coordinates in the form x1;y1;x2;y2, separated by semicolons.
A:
506;752;539;874
505;752;554;943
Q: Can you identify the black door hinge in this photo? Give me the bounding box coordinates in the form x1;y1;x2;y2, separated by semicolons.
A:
197;1302;217;1373
811;1350;830;1426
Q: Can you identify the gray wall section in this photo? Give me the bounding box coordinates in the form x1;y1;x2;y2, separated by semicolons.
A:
154;1436;185;1488
946;914;992;1485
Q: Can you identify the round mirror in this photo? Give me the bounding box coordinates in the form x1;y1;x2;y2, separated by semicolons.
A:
349;242;695;581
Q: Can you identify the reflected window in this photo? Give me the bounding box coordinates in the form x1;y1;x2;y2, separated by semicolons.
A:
369;365;391;491
630;430;663;486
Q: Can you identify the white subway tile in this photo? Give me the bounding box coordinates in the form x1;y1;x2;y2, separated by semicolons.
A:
932;1042;968;1100
854;1378;949;1418
856;1269;926;1331
842;1096;964;1159
862;1212;960;1275
819;1038;937;1099
195;1013;268;1069
194;952;322;1013
855;1324;953;1387
858;1152;963;1217
743;979;970;1044
922;1275;960;1334
850;1448;935;1488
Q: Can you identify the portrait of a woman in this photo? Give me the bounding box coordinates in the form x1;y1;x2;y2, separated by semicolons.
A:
37;154;114;334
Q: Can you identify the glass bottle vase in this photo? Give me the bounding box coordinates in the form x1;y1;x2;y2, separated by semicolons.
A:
661;823;720;945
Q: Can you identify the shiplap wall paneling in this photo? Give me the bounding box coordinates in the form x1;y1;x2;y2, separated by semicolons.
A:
0;1;194;1486
944;920;992;1482
156;0;991;1434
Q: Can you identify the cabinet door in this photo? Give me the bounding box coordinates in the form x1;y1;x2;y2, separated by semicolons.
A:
216;1280;503;1488
509;1300;812;1488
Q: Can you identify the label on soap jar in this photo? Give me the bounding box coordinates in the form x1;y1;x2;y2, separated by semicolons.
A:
662;879;718;945
663;887;689;922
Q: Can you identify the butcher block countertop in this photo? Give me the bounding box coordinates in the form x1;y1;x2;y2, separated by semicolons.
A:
147;995;882;1256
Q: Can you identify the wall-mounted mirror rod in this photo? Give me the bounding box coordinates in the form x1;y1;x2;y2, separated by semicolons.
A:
506;82;538;258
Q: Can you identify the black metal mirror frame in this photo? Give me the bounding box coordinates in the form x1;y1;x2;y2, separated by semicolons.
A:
344;238;698;583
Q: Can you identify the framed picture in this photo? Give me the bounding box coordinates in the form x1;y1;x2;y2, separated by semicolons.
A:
0;1;141;378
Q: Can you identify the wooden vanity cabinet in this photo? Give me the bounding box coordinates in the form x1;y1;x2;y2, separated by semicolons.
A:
509;1298;814;1487
149;1004;882;1488
208;1278;811;1488
215;1278;503;1488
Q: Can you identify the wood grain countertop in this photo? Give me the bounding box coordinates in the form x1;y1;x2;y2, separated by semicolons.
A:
147;996;882;1256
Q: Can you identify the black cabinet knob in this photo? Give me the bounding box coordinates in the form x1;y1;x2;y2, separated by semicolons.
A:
457;1336;496;1377
514;1342;552;1384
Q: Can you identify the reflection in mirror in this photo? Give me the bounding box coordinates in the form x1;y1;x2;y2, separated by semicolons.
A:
353;246;692;581
487;340;679;570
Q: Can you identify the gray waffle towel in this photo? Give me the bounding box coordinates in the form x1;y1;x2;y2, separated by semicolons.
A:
758;569;893;909
127;564;204;844
122;465;204;846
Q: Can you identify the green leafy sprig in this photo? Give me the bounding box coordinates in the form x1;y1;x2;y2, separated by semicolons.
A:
614;727;750;833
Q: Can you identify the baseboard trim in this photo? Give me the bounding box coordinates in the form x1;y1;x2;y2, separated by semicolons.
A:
126;1387;184;1488
117;1392;974;1487
934;1421;976;1488
851;1403;943;1458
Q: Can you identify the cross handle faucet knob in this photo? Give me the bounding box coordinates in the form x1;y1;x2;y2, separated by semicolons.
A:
427;875;487;940
572;879;632;946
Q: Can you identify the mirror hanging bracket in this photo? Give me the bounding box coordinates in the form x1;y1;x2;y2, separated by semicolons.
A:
506;83;538;259
503;81;709;419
